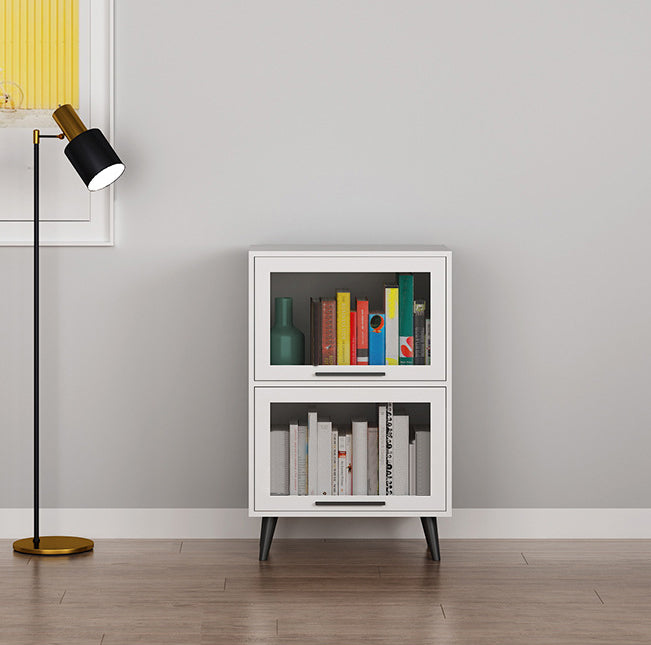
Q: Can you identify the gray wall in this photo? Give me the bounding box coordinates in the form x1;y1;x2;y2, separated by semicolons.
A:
2;0;651;509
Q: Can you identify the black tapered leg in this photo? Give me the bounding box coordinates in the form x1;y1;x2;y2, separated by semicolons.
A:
259;517;278;561
421;517;440;561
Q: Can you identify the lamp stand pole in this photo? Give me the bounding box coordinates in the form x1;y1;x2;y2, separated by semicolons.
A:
13;130;94;556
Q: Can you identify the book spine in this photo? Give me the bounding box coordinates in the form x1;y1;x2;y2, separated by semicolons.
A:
398;274;414;365
331;427;339;494
317;419;332;496
414;300;426;365
350;311;357;365
356;298;369;365
310;298;322;366
409;439;416;496
386;403;394;495
321;299;337;365
415;426;431;496
425;318;431;366
307;410;318;496
336;290;351;365
289;420;299;495
298;425;308;495
270;426;289;495
345;432;352;495
384;284;399;365
369;312;385;365
367;426;379;495
352;420;368;495
392;414;409;495
337;433;347;495
378;406;386;495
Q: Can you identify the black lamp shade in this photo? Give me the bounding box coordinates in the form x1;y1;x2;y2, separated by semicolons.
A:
64;128;125;191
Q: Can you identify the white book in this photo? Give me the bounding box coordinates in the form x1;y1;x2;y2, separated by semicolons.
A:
392;414;409;495
298;425;308;495
345;432;353;495
367;426;379;495
307;410;318;495
317;418;332;496
331;427;339;495
409;440;416;496
378;406;386;495
386;403;394;495
415;426;431;496
338;433;347;496
289;419;299;495
352;419;368;495
270;426;289;495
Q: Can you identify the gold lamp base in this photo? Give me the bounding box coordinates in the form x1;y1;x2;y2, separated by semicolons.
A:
13;536;94;556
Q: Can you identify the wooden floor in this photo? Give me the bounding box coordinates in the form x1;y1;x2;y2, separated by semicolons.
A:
2;538;651;644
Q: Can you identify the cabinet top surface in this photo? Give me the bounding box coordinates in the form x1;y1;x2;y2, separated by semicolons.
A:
249;244;450;254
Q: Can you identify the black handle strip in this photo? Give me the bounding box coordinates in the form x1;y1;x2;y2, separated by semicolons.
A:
314;371;386;377
315;501;386;506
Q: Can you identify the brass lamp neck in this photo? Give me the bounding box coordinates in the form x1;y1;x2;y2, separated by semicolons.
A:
52;104;87;141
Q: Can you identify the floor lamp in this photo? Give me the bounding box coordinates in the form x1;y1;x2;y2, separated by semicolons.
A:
13;105;125;556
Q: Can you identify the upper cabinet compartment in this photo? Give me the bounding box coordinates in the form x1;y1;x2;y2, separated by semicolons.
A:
250;247;449;382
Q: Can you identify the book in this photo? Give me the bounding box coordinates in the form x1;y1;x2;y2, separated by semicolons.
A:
307;410;318;495
369;312;385;365
384;284;399;365
398;274;414;365
289;419;299;495
298;424;308;495
367;426;379;495
345;432;353;495
337;433;347;495
392;414;409;495
270;426;289;495
331;427;339;494
310;298;321;365
409;439;416;496
415;426;430;496
352;419;368;495
336;290;351;365
356;298;369;365
350;311;357;365
386;403;394;495
414;300;426;365
378;405;386;495
425;318;431;366
317;418;332;496
321;298;337;365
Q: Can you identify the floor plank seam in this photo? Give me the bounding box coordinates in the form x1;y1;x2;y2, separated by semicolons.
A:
520;552;529;565
594;589;605;605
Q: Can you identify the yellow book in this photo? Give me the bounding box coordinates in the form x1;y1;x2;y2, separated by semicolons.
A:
385;284;399;365
336;290;351;365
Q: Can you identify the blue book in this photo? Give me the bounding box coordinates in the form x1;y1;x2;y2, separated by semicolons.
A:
369;312;385;365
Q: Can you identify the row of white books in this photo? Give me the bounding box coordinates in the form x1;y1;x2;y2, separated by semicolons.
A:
270;404;431;496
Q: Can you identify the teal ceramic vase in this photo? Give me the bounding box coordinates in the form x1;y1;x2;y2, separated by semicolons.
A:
270;297;305;365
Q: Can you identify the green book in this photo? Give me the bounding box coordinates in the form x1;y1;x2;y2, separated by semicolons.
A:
398;274;414;365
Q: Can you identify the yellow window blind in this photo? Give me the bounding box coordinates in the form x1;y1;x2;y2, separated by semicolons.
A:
1;0;79;110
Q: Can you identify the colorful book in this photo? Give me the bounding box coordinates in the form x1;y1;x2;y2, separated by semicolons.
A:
369;312;385;365
331;427;339;494
356;298;369;365
384;284;399;365
415;427;430;495
345;432;353;495
414;300;426;365
386;403;394;495
298;424;308;495
378;406;386;495
352;419;368;495
321;298;336;365
367;426;379;495
337;433;347;495
336;290;351;365
289;419;299;495
307;410;318;495
310;298;321;365
392;414;409;495
317;418;332;496
270;426;289;495
398;274;414;365
350;311;357;365
425;318;431;366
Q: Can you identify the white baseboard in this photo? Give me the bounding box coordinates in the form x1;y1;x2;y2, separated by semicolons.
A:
3;508;651;539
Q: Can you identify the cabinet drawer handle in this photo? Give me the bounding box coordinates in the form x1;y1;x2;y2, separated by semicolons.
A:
315;501;386;506
314;371;386;377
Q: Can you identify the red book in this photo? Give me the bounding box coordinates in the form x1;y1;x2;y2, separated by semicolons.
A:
321;298;337;365
356;298;369;365
350;311;357;365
